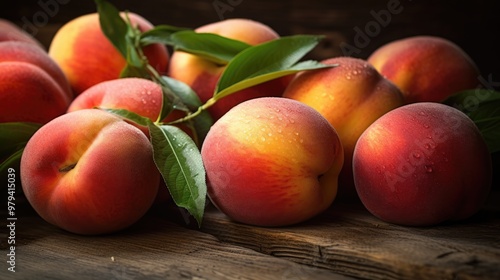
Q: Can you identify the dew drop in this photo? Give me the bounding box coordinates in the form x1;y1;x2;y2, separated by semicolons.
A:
141;98;147;104
425;165;433;173
413;152;421;159
261;137;266;142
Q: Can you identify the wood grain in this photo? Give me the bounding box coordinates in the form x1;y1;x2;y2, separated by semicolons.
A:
2;198;354;280
200;198;500;280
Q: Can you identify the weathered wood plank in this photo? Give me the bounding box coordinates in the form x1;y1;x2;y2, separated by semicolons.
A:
200;195;500;280
2;199;354;280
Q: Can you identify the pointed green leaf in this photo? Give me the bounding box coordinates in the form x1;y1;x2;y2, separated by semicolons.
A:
214;60;333;101
214;35;331;100
444;89;500;153
98;108;153;127
148;123;207;227
1;148;24;180
0;122;41;159
95;0;129;58
160;76;214;144
140;24;190;46
169;30;251;65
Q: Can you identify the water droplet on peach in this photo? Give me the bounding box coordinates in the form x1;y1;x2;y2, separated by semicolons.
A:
425;165;433;173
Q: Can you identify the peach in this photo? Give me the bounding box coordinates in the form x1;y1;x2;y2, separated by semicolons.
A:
0;19;44;48
67;77;190;136
353;102;492;226
168;18;291;121
48;12;169;96
0;61;71;124
283;57;404;198
20;109;160;235
201;97;344;227
368;36;480;103
0;41;72;99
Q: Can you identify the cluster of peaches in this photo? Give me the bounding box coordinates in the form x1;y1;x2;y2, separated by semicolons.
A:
0;8;493;235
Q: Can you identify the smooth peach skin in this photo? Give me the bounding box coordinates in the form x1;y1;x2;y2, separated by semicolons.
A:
67;77;190;136
0;61;71;124
0;41;72;99
169;18;291;120
283;57;404;198
20;109;160;235
67;77;189;204
201;97;344;227
353;102;492;226
0;19;44;48
48;12;169;96
368;36;480;103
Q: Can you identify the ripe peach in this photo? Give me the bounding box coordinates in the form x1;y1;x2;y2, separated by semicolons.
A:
283;57;404;198
201;97;344;227
67;77;189;136
0;41;72;99
20;109;160;235
368;36;480;103
353;102;492;226
0;19;44;48
168;18;291;121
48;12;169;96
0;61;71;124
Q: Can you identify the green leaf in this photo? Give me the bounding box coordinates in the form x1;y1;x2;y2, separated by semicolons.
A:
444;89;500;153
95;0;129;58
98;108;153;127
148;123;207;227
160;76;214;144
0;149;24;181
0;122;41;159
169;30;251;65
140;24;190;46
214;35;332;100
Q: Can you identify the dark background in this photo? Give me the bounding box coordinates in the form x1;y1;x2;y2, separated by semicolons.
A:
1;0;499;81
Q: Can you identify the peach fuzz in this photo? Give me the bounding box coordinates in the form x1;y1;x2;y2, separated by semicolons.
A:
168;18;290;121
0;19;44;48
353;102;492;226
283;57;404;198
48;12;169;96
0;61;71;124
0;41;72;99
201;97;344;227
20;109;160;235
368;36;480;103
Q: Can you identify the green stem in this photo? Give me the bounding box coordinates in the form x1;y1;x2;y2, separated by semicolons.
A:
167;97;217;125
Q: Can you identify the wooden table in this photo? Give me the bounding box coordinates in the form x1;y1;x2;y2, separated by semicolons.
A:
3;191;500;280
